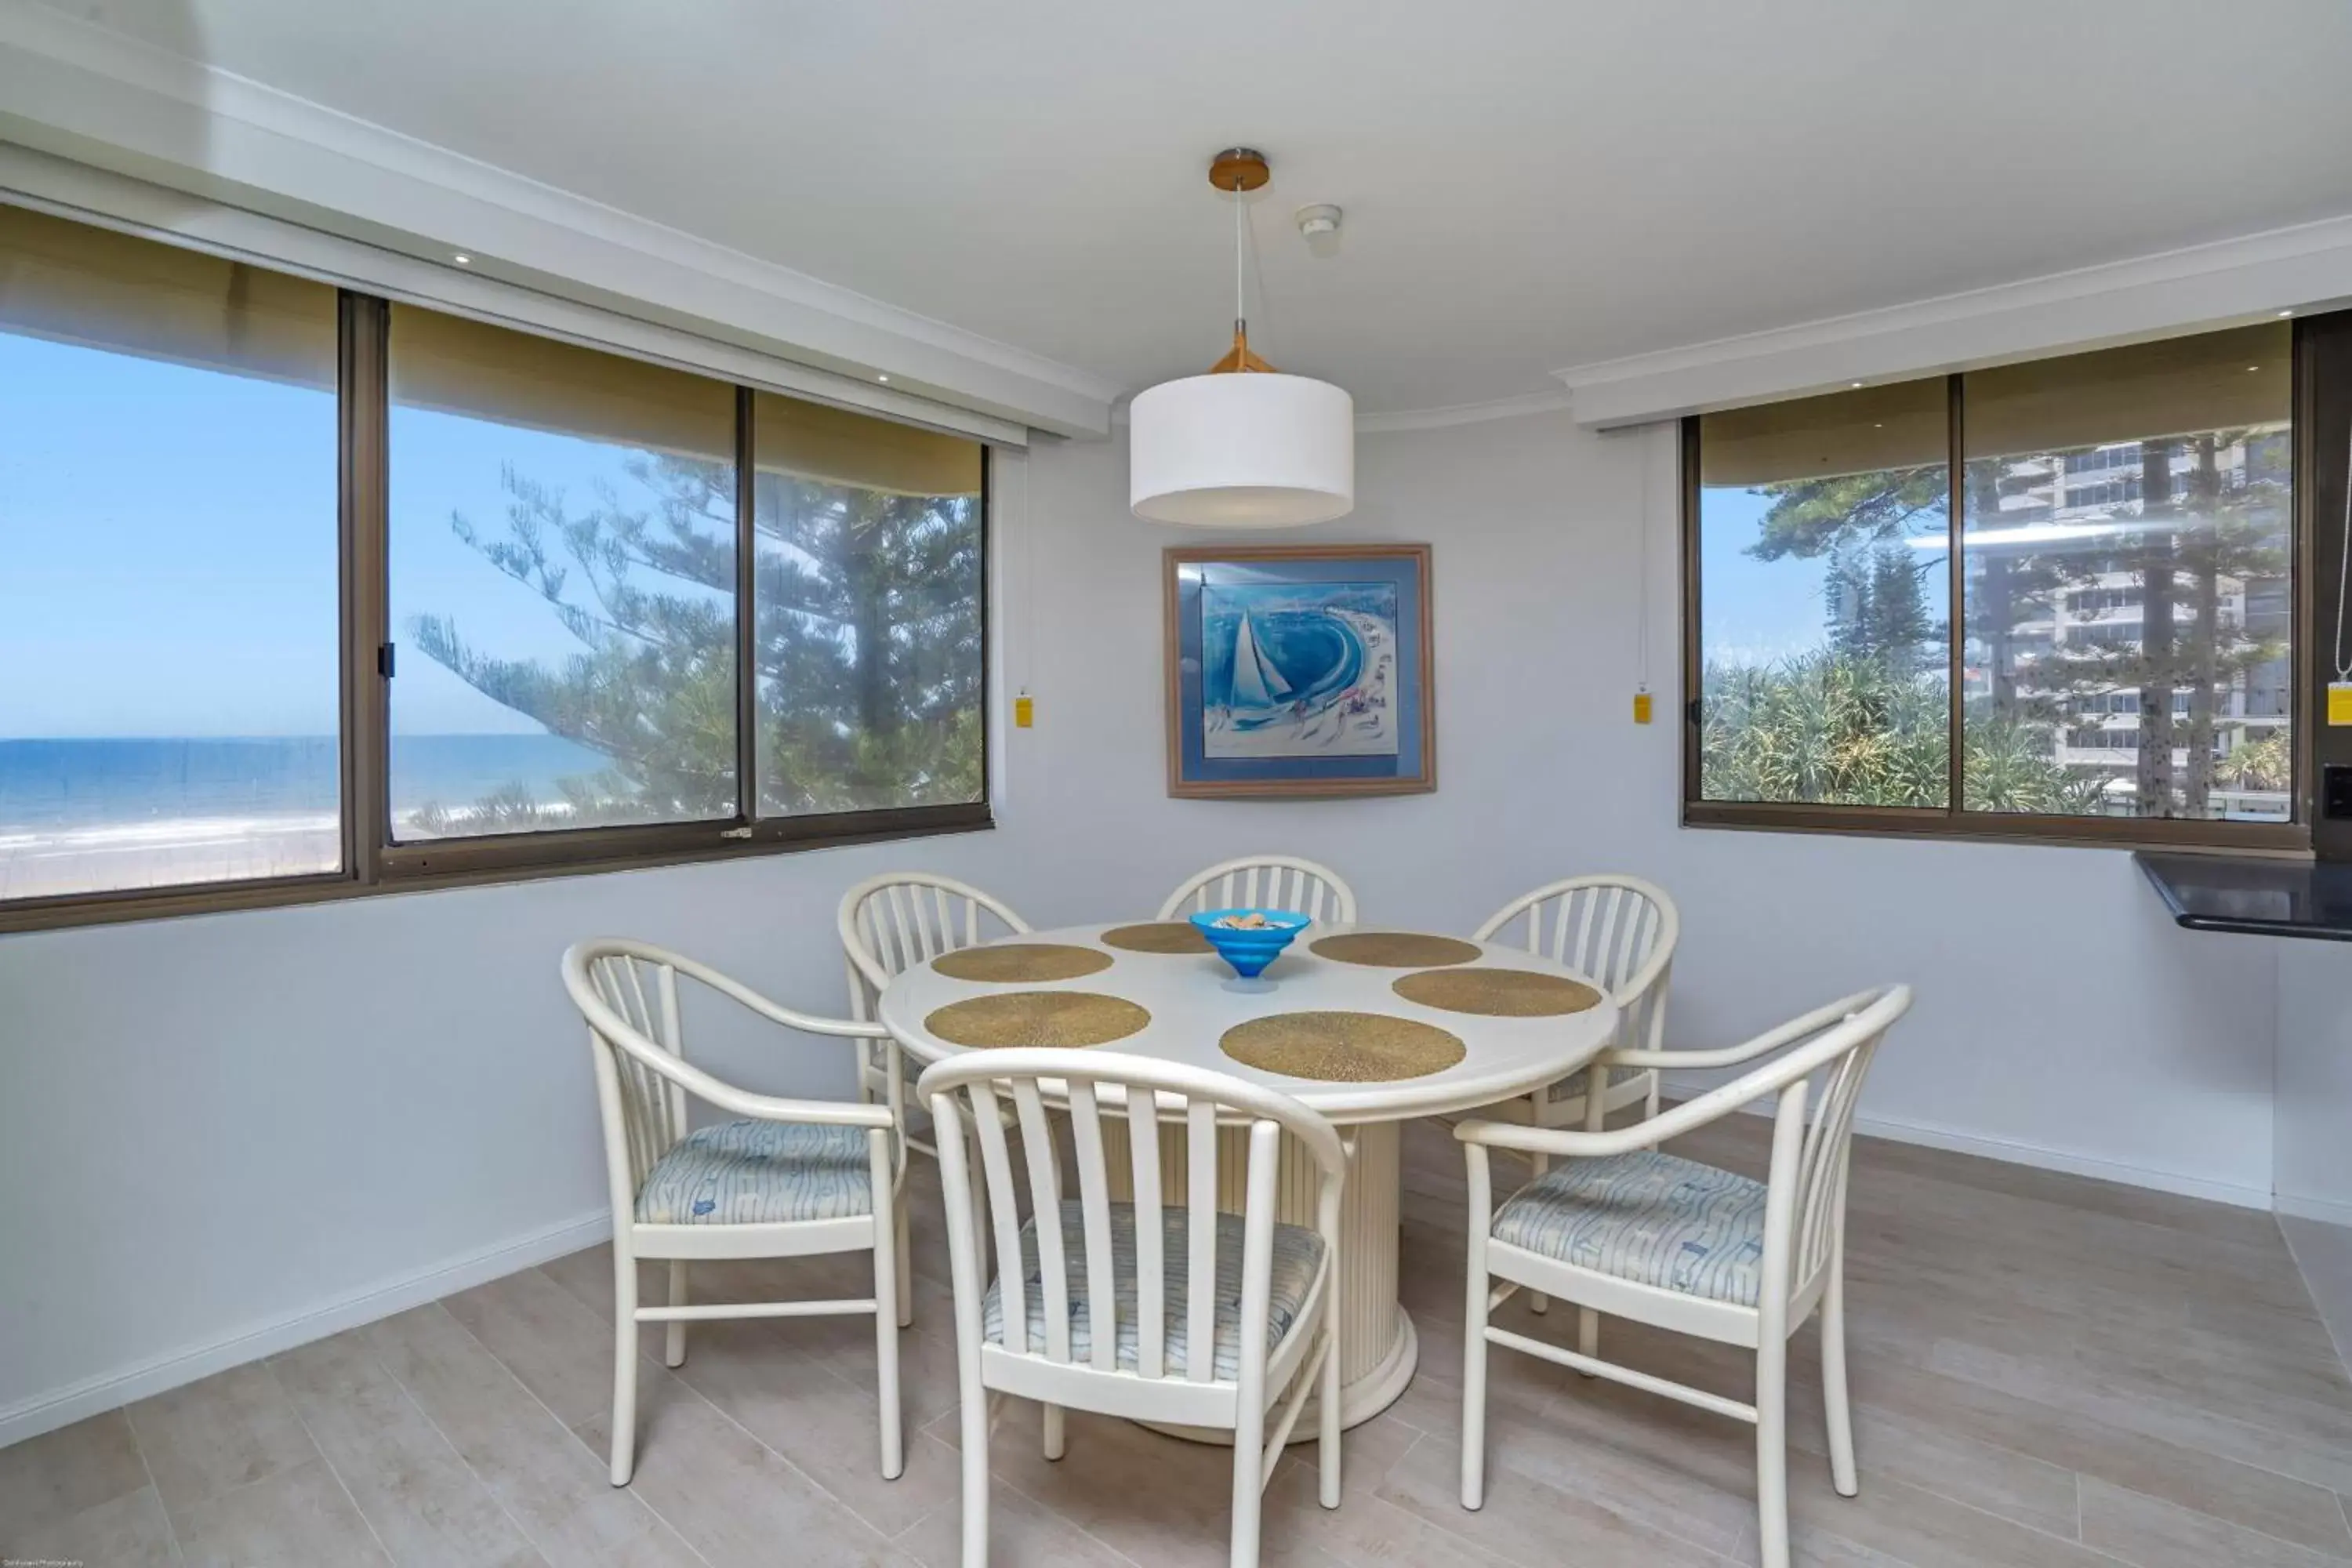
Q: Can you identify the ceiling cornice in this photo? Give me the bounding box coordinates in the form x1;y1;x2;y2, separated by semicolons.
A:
1554;212;2352;429
1354;390;1573;434
0;0;1120;437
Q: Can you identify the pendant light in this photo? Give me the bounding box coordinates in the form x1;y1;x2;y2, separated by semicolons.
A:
1129;148;1354;528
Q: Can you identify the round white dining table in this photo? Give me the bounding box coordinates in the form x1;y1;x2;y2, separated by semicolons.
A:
878;920;1621;1431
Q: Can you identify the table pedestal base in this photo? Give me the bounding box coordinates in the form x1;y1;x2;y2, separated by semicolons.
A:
1105;1119;1416;1443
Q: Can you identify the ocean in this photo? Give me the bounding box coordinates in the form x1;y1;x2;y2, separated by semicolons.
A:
0;734;615;830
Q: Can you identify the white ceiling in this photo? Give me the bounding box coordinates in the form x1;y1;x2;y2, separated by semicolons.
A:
34;0;2352;415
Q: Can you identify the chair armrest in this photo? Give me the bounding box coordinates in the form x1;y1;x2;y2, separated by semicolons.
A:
1591;988;1889;1073
645;1045;896;1131
1455;1087;1729;1160
715;1085;897;1131
1460;985;1899;1163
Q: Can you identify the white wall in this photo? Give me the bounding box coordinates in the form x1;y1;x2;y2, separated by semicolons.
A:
0;409;2289;1446
2277;942;2352;1225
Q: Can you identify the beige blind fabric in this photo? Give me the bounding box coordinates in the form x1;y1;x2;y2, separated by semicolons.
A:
387;307;983;495
1962;324;2289;459
389;303;735;461
753;390;982;498
0;204;336;388
1700;377;1947;487
4;203;992;487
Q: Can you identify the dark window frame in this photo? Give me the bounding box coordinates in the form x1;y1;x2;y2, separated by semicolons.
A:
1681;321;2318;854
1;289;992;935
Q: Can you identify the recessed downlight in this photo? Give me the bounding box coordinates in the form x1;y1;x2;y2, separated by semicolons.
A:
877;373;891;383
2278;308;2294;318
452;252;473;265
1849;381;1864;389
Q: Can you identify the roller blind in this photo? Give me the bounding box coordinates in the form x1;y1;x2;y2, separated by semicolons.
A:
388;306;982;495
0;205;987;494
0;202;336;388
388;303;733;459
753;389;981;498
1699;377;1947;487
1962;323;2290;459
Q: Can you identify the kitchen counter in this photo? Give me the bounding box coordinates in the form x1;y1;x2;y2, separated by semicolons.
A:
2136;852;2352;941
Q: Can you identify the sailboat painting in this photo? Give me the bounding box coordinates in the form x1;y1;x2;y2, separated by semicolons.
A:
1166;544;1434;798
1200;584;1398;760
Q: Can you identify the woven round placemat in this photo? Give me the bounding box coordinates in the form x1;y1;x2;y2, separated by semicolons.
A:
1392;967;1602;1017
1098;921;1212;954
924;991;1149;1049
1309;931;1483;968
1220;1011;1466;1083
931;943;1112;983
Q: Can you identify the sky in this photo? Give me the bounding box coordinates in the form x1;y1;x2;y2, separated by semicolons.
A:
0;330;710;739
1697;483;1948;667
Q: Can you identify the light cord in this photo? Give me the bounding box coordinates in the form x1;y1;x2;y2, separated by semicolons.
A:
2336;420;2352;681
1232;180;1246;332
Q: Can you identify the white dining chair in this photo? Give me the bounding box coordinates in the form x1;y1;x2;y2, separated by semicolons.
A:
1454;985;1911;1568
563;938;908;1488
1157;855;1358;925
1454;877;1678;1326
1472;875;1679;1131
921;1049;1348;1568
838;872;1033;1161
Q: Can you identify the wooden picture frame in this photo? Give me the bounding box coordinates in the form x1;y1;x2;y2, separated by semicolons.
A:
1163;543;1436;798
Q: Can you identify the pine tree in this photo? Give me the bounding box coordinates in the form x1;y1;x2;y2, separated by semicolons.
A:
408;451;982;828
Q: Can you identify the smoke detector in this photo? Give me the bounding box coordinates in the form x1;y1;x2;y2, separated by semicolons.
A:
1294;204;1342;239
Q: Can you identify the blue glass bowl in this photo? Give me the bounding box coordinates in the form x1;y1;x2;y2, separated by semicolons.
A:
1189;908;1312;980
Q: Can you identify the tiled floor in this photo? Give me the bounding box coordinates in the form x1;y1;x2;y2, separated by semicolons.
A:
6;1116;2350;1566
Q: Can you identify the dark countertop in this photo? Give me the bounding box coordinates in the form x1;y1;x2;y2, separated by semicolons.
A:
2136;852;2352;941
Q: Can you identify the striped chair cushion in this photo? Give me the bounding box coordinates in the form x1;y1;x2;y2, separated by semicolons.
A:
636;1120;873;1225
1490;1149;1766;1305
982;1200;1326;1381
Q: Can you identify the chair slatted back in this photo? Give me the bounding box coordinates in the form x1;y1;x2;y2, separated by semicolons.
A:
838;873;1031;1024
924;1051;1346;1388
1157;856;1359;926
579;949;690;1192
1475;877;1678;1054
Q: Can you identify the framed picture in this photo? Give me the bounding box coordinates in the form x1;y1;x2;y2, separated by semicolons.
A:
1163;543;1436;798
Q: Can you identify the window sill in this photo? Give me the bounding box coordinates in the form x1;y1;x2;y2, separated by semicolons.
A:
0;805;993;935
1682;799;2308;856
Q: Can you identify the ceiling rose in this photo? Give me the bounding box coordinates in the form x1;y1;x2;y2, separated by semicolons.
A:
1128;148;1354;528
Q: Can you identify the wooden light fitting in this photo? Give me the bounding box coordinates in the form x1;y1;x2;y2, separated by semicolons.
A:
1207;147;1276;374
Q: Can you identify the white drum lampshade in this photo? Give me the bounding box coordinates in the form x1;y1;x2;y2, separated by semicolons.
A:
1128;371;1355;528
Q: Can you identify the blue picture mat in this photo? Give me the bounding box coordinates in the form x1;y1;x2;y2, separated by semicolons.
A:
1174;553;1428;786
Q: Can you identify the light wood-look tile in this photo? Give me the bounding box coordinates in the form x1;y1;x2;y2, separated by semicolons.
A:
2078;1475;2352;1568
572;1368;912;1567
360;1303;703;1568
5;1118;2349;1568
2;1481;183;1566
652;1314;958;1538
0;1409;151;1540
441;1266;632;1429
170;1458;390;1568
892;1432;1137;1567
1377;1429;1740;1567
125;1363;320;1513
270;1329;546;1568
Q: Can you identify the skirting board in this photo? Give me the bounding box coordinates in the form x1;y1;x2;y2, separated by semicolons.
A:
1661;1075;2274;1212
0;1208;612;1452
2278;1192;2352;1229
